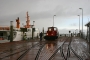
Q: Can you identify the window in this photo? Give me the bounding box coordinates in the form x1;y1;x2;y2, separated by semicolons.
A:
28;29;31;31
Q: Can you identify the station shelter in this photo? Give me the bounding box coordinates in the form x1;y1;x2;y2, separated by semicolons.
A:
85;22;90;53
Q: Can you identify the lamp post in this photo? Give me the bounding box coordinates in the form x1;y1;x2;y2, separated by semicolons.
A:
75;29;78;37
53;15;56;27
78;15;80;36
32;21;35;39
79;8;83;38
33;21;35;27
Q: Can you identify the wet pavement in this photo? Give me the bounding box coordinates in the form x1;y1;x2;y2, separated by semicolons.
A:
0;40;39;60
0;40;10;43
71;37;90;60
51;37;90;60
0;37;89;60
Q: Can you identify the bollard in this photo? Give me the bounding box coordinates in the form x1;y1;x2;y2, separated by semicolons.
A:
10;21;13;42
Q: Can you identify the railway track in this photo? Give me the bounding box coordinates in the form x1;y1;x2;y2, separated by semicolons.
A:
48;37;83;60
48;37;70;60
0;41;39;60
0;37;84;60
33;37;68;60
0;41;31;55
14;38;67;60
9;37;66;60
17;41;47;60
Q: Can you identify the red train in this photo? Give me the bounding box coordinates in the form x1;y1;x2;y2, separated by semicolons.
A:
44;27;59;40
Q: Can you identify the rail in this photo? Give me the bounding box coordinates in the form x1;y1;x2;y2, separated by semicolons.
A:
61;37;83;60
48;37;69;60
69;46;83;60
0;45;26;55
0;41;31;55
62;37;83;60
35;43;46;60
65;37;72;59
17;43;39;60
0;48;27;60
0;43;39;60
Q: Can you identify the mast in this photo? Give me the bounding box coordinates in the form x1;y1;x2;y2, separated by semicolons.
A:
16;17;20;28
26;11;30;28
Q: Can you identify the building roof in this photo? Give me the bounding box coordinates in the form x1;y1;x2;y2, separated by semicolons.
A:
85;22;90;27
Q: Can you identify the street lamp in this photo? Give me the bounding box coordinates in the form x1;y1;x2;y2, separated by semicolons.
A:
77;15;80;34
53;15;56;27
75;29;78;37
32;21;35;39
79;8;83;37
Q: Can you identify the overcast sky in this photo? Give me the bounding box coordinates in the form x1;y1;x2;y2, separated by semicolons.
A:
0;0;90;34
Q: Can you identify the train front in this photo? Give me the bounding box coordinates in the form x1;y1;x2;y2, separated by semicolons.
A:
44;27;58;40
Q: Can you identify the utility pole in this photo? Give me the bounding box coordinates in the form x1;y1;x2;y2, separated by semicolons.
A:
78;15;80;37
53;15;56;27
79;8;83;38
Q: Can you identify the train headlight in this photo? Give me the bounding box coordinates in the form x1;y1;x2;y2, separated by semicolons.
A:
47;34;48;35
49;29;51;31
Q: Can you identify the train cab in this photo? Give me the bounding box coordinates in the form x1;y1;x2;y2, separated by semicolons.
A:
44;27;59;40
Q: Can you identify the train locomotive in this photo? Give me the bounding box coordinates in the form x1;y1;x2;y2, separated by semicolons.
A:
44;27;59;40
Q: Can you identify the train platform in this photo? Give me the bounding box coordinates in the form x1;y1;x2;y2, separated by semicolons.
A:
0;37;90;60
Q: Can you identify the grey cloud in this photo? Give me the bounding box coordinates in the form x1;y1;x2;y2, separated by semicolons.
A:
0;0;90;30
0;11;25;26
0;0;90;18
30;11;53;20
